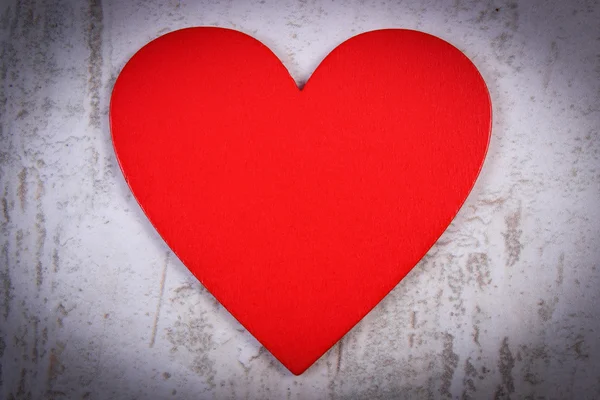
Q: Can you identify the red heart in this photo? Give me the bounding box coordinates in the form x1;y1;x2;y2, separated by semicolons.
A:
110;27;491;374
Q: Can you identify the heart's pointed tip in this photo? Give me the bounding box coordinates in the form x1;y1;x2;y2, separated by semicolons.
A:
277;354;316;376
287;364;310;376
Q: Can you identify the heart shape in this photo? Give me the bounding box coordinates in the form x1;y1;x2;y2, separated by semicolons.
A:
110;27;491;374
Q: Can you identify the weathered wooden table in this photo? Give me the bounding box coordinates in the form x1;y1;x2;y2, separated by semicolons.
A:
1;0;599;398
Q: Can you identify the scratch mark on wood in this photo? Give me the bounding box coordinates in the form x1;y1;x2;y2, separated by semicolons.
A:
0;342;3;388
335;337;343;375
17;167;27;211
1;241;12;319
87;0;104;128
466;253;491;288
16;367;29;398
556;252;564;286
150;252;169;348
56;302;76;328
543;41;559;90
503;206;523;267
35;211;46;287
46;341;66;391
537;296;559;322
495;337;515;398
1;185;9;223
51;230;60;275
440;333;459;399
472;325;481;347
32;316;39;363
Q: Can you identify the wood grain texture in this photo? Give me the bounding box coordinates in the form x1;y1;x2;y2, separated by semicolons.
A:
0;0;599;398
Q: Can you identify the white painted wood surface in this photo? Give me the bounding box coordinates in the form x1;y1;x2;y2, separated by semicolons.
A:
1;0;599;398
